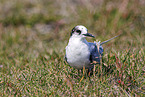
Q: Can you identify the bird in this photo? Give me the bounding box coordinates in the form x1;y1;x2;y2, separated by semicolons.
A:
65;25;119;72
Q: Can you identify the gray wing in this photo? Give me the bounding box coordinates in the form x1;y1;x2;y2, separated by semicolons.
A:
88;35;120;64
89;42;103;64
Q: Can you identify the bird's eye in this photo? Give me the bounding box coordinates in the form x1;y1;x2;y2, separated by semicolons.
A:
76;30;81;34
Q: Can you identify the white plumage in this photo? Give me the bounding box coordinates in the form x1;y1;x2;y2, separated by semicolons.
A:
65;25;119;70
66;36;91;69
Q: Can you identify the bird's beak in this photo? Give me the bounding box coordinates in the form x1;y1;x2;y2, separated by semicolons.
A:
83;33;95;37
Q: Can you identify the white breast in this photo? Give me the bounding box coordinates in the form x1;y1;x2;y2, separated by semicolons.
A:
65;37;91;69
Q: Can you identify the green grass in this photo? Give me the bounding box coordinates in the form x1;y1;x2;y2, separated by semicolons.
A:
0;0;145;96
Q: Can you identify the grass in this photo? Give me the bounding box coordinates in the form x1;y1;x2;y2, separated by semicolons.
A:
0;0;145;96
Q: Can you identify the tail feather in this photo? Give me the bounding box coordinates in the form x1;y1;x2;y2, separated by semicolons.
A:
100;34;120;45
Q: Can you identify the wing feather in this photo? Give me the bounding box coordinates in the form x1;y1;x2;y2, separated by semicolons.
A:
89;42;103;64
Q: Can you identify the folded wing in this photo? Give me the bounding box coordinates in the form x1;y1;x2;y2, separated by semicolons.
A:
89;42;103;64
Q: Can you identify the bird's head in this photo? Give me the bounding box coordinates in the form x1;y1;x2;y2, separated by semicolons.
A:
70;25;95;38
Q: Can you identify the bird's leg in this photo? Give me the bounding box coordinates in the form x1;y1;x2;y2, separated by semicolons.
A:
79;66;85;82
87;67;93;77
83;66;85;76
88;70;91;77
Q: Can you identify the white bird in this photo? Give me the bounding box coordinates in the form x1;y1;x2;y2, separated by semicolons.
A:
65;25;119;71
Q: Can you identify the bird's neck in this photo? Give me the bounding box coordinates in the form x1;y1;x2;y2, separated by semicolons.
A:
68;36;88;46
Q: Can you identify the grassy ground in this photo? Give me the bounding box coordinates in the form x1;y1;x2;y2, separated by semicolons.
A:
0;0;145;96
